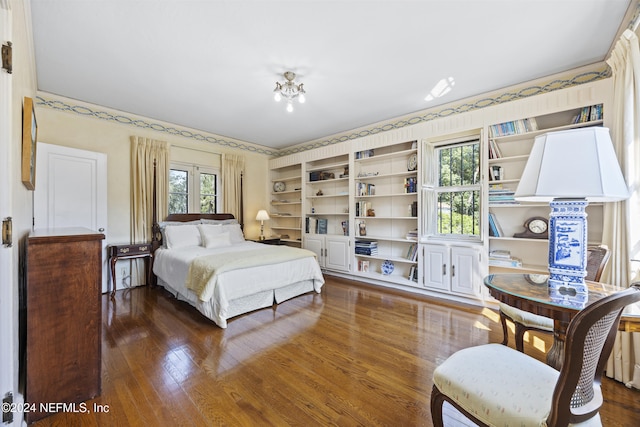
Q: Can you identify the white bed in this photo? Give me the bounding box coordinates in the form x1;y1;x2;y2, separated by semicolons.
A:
151;214;324;328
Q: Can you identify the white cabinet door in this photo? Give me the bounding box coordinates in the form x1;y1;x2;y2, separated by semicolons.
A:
304;235;325;267
424;244;449;291
304;235;350;272
451;246;481;296
424;244;481;297
325;236;350;272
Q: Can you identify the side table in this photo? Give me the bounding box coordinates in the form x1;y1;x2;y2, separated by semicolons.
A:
108;243;153;297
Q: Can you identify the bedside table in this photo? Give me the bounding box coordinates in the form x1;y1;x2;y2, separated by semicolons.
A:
249;238;282;245
108;243;153;297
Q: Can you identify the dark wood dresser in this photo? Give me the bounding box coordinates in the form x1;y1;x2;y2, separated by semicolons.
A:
25;228;104;423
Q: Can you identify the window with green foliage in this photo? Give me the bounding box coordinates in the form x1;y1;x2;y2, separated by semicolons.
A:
169;163;220;214
426;139;481;239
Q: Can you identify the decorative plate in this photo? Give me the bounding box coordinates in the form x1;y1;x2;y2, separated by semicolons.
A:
381;260;394;275
273;181;286;192
407;153;418;171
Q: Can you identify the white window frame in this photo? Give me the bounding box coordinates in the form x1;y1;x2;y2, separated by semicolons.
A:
169;162;221;214
423;137;482;241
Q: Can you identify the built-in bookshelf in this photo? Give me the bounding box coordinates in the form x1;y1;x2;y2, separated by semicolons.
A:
270;164;302;246
487;104;605;273
352;141;419;285
304;154;350;236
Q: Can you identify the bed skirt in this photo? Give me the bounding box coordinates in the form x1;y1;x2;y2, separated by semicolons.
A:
157;277;317;328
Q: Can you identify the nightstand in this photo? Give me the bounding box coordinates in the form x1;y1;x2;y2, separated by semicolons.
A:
249;238;282;245
108;243;153;297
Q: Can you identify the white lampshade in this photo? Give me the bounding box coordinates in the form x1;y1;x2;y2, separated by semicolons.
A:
256;210;270;221
514;127;629;202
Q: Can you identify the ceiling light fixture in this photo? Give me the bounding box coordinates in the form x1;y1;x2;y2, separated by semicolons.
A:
274;71;305;113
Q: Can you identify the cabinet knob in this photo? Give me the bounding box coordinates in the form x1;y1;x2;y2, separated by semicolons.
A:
451;265;456;277
442;264;446;275
98;228;105;232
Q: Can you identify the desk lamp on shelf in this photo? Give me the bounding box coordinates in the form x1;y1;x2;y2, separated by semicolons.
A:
514;127;629;303
256;209;270;241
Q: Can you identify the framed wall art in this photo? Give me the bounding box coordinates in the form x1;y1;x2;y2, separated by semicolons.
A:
22;96;38;190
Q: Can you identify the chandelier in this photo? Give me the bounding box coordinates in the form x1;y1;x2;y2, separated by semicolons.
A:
274;71;306;112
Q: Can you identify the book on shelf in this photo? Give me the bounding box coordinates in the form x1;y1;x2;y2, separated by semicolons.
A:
488;256;522;268
406;243;418;261
489;249;512;259
405;229;418;241
408;265;418;282
489;117;538;137
355;239;378;256
488;139;503;159
356;182;376;196
358;260;370;272
488;165;503;181
404;177;417;193
355;149;375;159
573;104;603;124
488;213;504;237
356;201;373;217
317;218;328;234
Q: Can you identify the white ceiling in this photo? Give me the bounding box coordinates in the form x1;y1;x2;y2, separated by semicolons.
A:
30;1;634;150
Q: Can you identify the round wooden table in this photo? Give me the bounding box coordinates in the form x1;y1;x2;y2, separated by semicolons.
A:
484;273;622;369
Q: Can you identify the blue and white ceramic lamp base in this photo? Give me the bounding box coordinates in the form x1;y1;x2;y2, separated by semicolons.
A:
547;199;589;307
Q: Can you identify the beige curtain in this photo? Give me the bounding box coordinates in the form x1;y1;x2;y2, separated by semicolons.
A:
131;136;169;243
604;29;640;389
222;153;245;222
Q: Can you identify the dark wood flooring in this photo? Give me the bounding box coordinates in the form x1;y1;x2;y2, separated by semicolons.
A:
32;276;639;426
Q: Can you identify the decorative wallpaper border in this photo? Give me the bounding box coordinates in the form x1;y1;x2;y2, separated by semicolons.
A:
35;96;281;157
37;67;609;159
277;67;611;156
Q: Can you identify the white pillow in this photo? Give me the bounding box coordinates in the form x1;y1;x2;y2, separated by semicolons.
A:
163;225;201;249
202;231;232;249
159;220;201;248
198;224;231;248
222;223;245;243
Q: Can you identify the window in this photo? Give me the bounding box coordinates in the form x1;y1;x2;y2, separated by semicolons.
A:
168;163;221;214
424;138;481;239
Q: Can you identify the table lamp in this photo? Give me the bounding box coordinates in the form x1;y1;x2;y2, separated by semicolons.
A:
514;127;628;297
256;209;270;240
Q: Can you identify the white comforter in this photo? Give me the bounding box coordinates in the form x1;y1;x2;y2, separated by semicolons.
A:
153;241;324;323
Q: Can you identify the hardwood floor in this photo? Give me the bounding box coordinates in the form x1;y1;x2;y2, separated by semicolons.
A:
32;276;638;426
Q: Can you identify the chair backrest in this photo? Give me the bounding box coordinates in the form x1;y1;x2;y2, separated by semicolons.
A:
547;284;640;426
585;245;611;282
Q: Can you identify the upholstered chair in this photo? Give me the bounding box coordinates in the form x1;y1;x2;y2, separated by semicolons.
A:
431;284;640;427
499;245;611;352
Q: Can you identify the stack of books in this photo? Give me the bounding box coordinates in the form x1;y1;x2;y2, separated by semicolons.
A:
405;229;418;241
355;240;378;256
488;185;516;205
488;250;522;268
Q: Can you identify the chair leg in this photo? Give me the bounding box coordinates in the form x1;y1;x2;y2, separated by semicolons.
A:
499;310;509;346
430;384;446;427
514;322;526;353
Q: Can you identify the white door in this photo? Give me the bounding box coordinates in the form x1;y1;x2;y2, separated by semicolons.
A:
0;2;15;422
34;143;109;292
